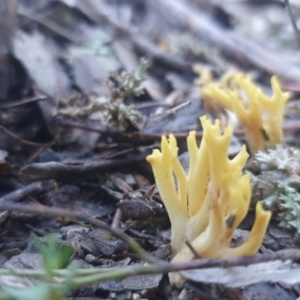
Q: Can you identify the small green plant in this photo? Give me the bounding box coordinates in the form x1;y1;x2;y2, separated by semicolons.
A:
0;235;76;300
33;235;74;274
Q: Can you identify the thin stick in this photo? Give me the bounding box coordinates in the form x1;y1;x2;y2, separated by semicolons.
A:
284;0;300;51
1;248;300;280
71;249;300;286
0;126;55;147
0;93;46;108
185;240;201;259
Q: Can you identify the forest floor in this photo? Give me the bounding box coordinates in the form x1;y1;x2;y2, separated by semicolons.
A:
1;1;300;299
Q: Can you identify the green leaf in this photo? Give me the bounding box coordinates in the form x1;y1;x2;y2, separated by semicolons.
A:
32;234;74;274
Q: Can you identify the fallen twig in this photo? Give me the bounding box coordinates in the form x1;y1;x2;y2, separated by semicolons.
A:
284;0;300;51
19;156;144;183
0;125;55;147
58;118;300;144
0;181;55;203
0;246;299;287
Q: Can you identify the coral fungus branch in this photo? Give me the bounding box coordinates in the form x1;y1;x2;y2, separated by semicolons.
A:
201;73;289;155
147;115;271;284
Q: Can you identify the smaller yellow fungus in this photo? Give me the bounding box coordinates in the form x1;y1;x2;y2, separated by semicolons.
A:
201;73;290;155
193;65;213;86
146;116;271;285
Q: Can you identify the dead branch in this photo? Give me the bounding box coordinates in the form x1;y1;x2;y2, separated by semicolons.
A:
19;157;145;183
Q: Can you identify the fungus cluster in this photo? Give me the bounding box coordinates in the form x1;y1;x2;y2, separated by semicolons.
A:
201;74;289;155
146;116;271;284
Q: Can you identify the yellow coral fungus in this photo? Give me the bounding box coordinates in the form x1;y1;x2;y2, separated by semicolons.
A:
201;74;290;155
146;116;271;284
